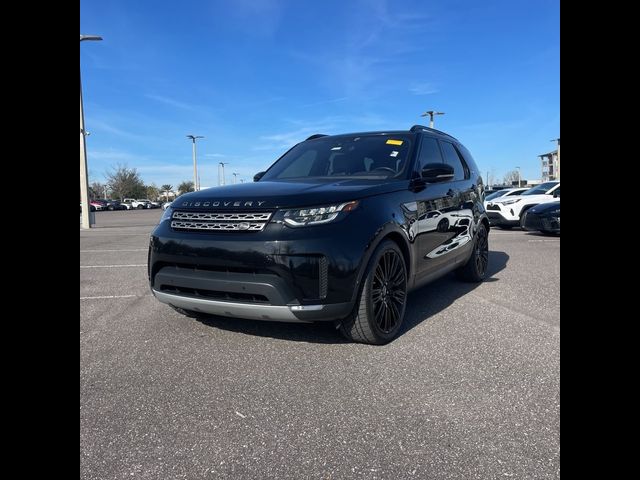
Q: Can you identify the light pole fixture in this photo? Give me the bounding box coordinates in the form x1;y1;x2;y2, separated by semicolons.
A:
232;172;239;184
218;162;229;186
420;110;445;128
186;135;204;191
80;34;103;229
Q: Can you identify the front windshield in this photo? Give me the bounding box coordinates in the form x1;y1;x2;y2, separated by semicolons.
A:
261;134;413;181
485;189;508;201
522;182;558;196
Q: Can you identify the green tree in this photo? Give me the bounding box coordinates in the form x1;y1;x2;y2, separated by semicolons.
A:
146;183;160;201
161;184;173;201
105;164;145;200
177;180;195;194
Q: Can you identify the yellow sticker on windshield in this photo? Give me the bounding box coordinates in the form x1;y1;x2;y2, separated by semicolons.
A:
386;139;403;145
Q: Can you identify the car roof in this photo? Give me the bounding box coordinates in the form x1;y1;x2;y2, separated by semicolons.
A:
303;125;460;144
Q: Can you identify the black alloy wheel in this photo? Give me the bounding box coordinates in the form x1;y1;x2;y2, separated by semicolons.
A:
474;225;489;277
371;250;407;334
456;223;489;282
340;240;408;344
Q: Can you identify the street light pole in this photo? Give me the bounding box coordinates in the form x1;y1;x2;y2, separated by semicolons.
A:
420;110;445;128
219;162;229;186
232;172;238;184
516;166;521;187
80;34;103;229
186;135;204;191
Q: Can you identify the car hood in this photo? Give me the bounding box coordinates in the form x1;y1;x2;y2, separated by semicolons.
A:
530;201;560;214
173;179;409;210
492;194;553;204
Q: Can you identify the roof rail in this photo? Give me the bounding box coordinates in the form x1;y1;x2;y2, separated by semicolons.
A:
306;134;328;140
409;124;455;139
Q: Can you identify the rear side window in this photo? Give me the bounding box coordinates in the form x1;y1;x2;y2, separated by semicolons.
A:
439;141;468;181
416;137;443;171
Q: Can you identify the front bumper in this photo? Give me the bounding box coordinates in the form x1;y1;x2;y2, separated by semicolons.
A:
152;289;350;322
148;210;376;322
522;212;560;233
486;210;519;226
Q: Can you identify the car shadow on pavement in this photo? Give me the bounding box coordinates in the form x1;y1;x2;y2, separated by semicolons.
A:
523;231;560;237
399;251;509;337
194;250;509;345
194;314;349;344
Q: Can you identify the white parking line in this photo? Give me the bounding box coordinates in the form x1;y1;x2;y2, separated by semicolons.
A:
80;294;152;300
80;249;147;252
80;264;146;268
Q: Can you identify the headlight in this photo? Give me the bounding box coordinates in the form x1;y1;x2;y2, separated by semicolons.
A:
281;201;359;227
548;209;560;215
500;198;521;205
160;206;174;222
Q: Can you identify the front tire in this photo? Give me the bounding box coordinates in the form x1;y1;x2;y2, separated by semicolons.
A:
456;223;489;282
340;240;408;345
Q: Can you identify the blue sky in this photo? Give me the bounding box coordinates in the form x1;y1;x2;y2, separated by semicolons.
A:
80;0;559;189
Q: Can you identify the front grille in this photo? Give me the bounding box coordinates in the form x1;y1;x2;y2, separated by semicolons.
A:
486;204;501;211
171;210;273;232
172;212;272;221
524;214;543;230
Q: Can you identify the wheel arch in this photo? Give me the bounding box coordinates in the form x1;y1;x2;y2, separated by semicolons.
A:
348;224;413;307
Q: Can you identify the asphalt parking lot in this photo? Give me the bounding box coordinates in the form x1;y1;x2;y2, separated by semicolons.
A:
80;209;559;480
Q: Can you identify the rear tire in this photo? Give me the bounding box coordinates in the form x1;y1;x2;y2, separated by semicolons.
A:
456;223;489;282
340;240;408;345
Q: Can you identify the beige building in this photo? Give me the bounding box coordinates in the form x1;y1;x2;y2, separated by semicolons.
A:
539;141;560;182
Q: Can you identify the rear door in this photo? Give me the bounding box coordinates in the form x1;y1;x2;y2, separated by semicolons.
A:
436;139;476;260
412;136;465;277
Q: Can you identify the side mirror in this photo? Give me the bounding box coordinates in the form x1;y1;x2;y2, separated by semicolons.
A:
421;163;454;183
553;190;560;197
253;171;266;182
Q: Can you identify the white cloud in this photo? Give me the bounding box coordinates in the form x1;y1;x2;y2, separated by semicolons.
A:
145;94;198;111
409;83;439;95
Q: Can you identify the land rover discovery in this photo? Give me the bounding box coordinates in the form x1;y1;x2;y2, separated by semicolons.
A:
148;125;490;344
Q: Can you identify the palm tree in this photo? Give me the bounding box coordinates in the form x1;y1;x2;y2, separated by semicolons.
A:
161;184;173;201
177;181;195;194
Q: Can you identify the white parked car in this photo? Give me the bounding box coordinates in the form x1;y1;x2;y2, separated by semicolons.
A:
122;198;149;209
484;187;529;203
485;181;559;229
137;198;161;209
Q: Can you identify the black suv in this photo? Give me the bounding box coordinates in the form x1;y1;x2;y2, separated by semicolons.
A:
148;125;489;344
